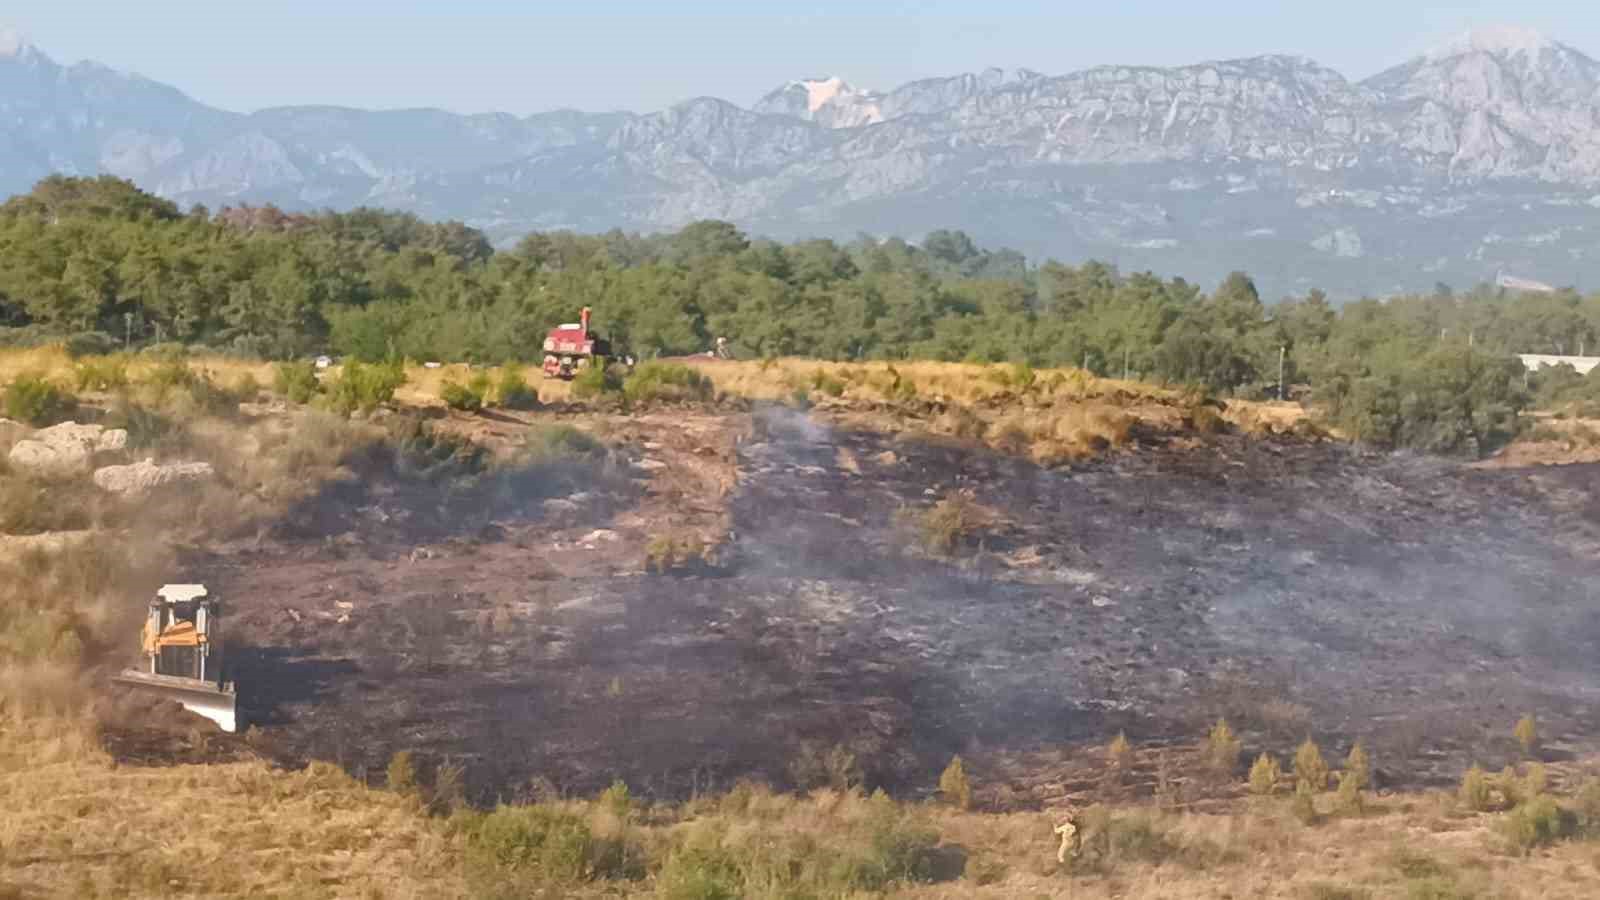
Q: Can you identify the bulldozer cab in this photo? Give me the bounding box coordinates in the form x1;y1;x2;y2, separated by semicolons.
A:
141;585;224;687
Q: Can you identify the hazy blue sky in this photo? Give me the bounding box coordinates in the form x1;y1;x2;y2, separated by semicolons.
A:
6;1;1596;114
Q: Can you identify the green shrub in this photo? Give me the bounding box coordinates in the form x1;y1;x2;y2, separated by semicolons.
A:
431;759;466;815
853;802;941;888
72;356;130;391
1294;738;1329;793
1343;741;1372;791
386;750;418;797
1523;762;1548;798
523;424;602;463
645;533;707;574
103;398;178;451
570;359;623;399
939;755;973;810
598;780;632;820
1460;765;1492;812
809;368;846;397
1106;732;1132;779
788;742;862;792
496;366;539;410
144;360;197;392
1292;781;1319;825
465;806;610;886
63;331;117;358
273;361;320;404
1070;806;1198;874
1204;718;1242;778
1574;777;1600;836
324;360;404;415
1514;714;1540;758
1500;794;1575;854
1335;771;1364;815
441;378;484;412
184;371;239;414
1248;753;1281;796
3;375;77;426
623;362;714;406
386;418;487;481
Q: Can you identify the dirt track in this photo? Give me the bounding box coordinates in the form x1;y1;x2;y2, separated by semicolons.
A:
138;405;1600;808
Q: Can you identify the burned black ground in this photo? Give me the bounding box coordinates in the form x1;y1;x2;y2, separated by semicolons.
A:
120;406;1600;808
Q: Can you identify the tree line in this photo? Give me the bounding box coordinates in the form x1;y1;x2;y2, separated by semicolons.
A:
2;175;1597;455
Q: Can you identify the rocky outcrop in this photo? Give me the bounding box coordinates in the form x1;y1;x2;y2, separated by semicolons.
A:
92;458;215;495
7;422;129;477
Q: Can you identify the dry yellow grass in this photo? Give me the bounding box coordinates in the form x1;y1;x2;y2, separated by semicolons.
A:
0;716;462;899
5;722;1600;900
0;345;275;394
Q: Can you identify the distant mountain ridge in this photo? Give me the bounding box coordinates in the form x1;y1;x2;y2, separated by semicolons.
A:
1;24;1599;298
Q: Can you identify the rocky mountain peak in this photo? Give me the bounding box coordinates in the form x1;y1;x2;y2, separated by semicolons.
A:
0;25;35;60
1427;24;1555;60
754;76;884;128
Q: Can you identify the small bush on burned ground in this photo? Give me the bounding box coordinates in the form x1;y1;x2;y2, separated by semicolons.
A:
645;532;710;574
1106;732;1133;783
4;374;77;426
939;756;973;810
1203;718;1242;779
522;424;602;464
1189;404;1230;435
1249;753;1282;797
623;362;714;406
788;742;863;792
900;489;995;556
1514;714;1540;759
1295;738;1330;794
385;418;487;481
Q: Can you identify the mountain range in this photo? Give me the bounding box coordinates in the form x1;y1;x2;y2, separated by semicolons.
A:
2;24;1599;299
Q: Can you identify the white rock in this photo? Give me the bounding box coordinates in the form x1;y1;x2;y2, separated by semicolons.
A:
9;438;91;477
91;458;215;495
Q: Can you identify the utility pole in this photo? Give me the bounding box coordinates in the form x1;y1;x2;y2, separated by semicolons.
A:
1278;345;1286;401
1123;347;1130;381
124;313;132;351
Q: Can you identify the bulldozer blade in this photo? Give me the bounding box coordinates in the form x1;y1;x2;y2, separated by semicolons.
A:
114;670;239;733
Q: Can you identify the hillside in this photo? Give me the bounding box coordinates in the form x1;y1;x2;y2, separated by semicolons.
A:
3;348;1600;897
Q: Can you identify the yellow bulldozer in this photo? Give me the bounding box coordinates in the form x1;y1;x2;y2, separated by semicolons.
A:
113;584;238;732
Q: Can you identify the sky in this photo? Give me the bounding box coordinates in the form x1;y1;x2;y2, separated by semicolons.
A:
6;1;1598;115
